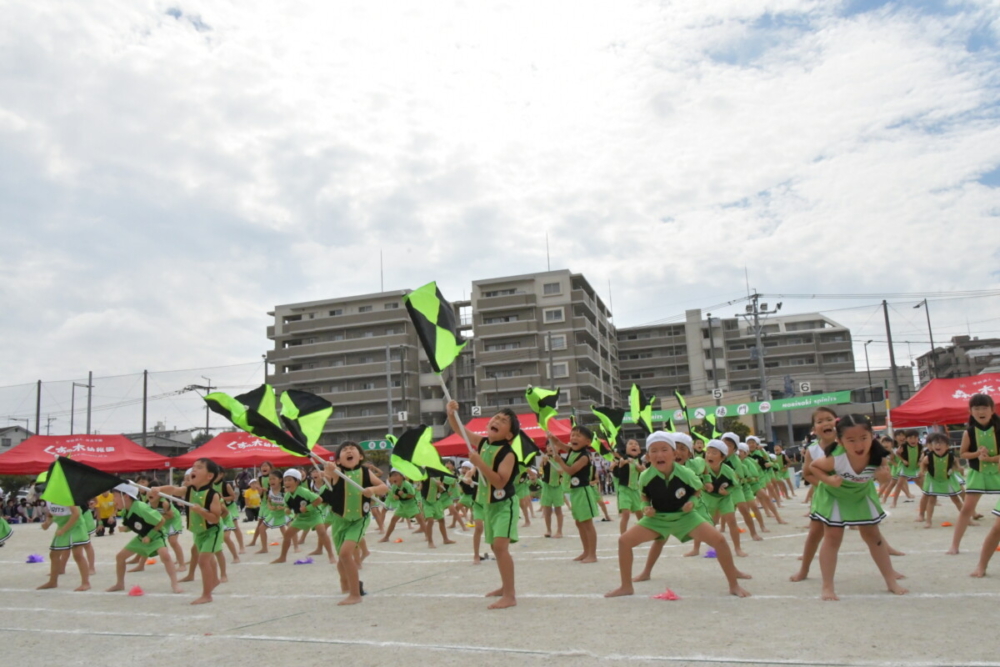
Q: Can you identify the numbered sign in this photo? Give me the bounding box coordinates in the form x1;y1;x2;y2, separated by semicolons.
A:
711;388;724;400
471;405;482;416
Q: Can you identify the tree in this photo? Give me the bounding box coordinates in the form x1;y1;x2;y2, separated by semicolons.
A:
191;431;213;447
691;417;751;442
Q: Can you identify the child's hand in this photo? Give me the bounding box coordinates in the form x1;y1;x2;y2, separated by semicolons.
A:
719;486;729;496
682;501;693;513
704;483;714;493
826;475;844;487
142;537;150;544
643;506;655;518
446;400;459;417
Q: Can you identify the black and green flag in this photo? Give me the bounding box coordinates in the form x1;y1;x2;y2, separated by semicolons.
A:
40;457;125;507
511;431;540;465
525;385;560;431
674;390;690;433
402;281;467;374
204;385;310;458
592;426;618;462
390;425;450;482
570;407;578;428
280;390;333;447
591;405;626;450
629;384;656;436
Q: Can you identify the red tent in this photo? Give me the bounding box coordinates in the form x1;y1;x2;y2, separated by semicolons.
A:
171;432;336;469
434;414;572;458
0;435;171;475
890;373;1000;428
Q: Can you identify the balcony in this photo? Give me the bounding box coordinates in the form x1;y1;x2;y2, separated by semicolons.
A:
476;293;537;312
476;319;539;339
269;334;412;361
280;309;408;335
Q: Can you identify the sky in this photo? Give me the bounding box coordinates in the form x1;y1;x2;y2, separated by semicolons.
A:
1;0;998;436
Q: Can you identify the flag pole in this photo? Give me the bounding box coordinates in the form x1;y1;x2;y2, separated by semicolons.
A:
129;482;197;509
436;374;476;454
307;451;387;509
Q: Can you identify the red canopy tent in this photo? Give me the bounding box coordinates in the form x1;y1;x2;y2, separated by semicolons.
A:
0;435;172;475
890;373;1000;428
171;432;336;469
434;414;572;458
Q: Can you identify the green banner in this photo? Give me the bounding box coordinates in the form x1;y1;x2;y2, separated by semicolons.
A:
620;391;853;424
358;439;393;452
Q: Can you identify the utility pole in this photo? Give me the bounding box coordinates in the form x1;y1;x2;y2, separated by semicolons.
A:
400;345;408;429
883;300;901;408
86;371;93;435
142;370;148;447
201;376;213;435
706;314;721;406
914;298;936;379
863;340;877;422
385;345;394;438
45;416;57;436
35;380;41;435
738;294;781;442
70;381;90;435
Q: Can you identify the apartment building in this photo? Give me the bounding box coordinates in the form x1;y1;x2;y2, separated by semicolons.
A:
916;336;1000;383
470;270;620;415
266;290;471;444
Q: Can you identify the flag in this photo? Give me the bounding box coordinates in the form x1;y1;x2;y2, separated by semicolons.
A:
40;457;125;507
525;385;560;431
570;407;578;428
629;384;655;436
204;386;310;458
591;405;626;450
674;390;690;433
280;390;333;447
402;281;467;374
591;427;617;462
511;432;540;465
389;426;450;482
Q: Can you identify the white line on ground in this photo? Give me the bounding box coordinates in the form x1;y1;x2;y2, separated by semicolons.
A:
0;606;211;619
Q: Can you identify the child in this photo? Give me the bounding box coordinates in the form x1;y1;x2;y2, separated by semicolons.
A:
747;437;786;524
949;393;1000;554
720;433;763;543
243;481;261;523
218;475;243;563
611;439;645;534
790;407;839;582
898;430;927;521
680;438;745;560
879;436;900;502
379;470;424;543
0;512;11;546
420;468;455;548
809;414;907;601
36;476;90;592
106;484;182;594
255;471;289;554
774;444;796;498
248;461;274;548
447;400;519;609
129;475;186;572
548;425;600;563
150;458;224;604
889;430;917;506
921;433;964;528
321;441;388;605
538;451;565;538
605;432;751;598
308;467;336;563
271;469;329;564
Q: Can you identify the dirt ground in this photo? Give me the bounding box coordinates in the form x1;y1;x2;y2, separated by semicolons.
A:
3;489;1000;667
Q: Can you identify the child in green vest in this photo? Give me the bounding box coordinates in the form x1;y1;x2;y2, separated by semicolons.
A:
106;483;182;594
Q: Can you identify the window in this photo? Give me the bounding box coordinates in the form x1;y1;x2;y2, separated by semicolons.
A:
357;382;375;390
284;364;301;373
358;305;373;313
1;438;10;448
558;389;571;404
483;288;517;298
492;369;522;378
823;353;850;364
546;334;567;351
543;307;564;323
483;314;519;324
332;359;345;367
385;327;402;335
329;308;343;316
332;332;344;341
384;302;399;310
307;313;315;319
392;379;402;388
485;342;521;352
543;282;561;295
357;355;374;364
549;362;569;378
360;408;374;417
329;384;344;393
283;314;302;324
363;331;374;338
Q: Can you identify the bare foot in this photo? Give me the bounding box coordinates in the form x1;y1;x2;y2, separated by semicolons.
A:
220;575;228;583
36;582;57;590
270;558;286;564
888;547;906;556
191;595;213;605
128;566;145;573
683;549;700;557
751;534;764;542
573;553;586;561
378;537;390;543
730;585;751;597
946;547;959;555
427;543;436;549
553;533;563;539
329;557;337;565
632;572;651;582
172;585;184;594
254;549;268;555
915;516;924;522
821;586;839;601
974;513;984;520
74;584;90;592
88;569;96;576
924;523;932;529
443;540;456;545
232;557;240;564
761;527;771;533
238;549;246;555
106;584;125;592
893;571;906;580
777;519;788;525
485;588;503;597
736;570;752;580
488;595;517;609
736;549;749;557
797;555;803;561
580;556;598;564
789;571;807;582
971;567;987;578
179;575;195;583
887;583;909;595
338;595;363;606
308;550;322;556
604;586;634;598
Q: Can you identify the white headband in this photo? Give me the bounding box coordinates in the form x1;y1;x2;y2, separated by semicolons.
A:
645;431;676;450
707;440;729;457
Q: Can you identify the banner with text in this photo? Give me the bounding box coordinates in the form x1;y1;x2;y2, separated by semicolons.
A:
620;391;853;424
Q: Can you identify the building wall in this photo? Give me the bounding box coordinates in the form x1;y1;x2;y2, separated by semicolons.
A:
0;426;32;451
916;336;1000;383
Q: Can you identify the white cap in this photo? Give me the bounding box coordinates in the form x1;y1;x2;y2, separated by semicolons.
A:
645;431;675;450
707;440;729;457
721;432;740;444
672;433;694;450
769;453;777;460
460;461;474;470
283;469;303;481
737;443;750;453
184;468;194;476
114;483;139;499
746;435;760;445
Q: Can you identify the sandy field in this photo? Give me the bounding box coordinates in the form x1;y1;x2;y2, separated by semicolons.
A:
2;491;1000;667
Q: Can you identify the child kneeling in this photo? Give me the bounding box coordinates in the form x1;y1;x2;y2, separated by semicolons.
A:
605;432;751;599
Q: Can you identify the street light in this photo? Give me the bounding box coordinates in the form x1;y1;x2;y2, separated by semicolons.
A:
7;417;29;432
914;299;936;380
184;377;215;435
863;340;876;422
70;381;92;435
